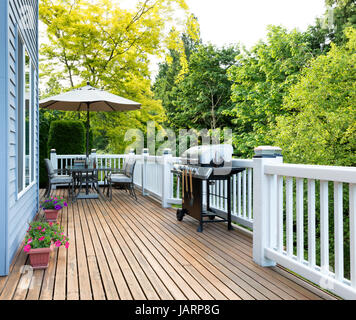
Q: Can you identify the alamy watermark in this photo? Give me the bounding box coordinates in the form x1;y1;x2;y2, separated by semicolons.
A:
123;121;232;157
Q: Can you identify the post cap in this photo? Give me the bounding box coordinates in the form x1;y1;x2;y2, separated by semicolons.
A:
142;148;149;154
254;146;282;158
91;149;97;153
129;148;135;154
163;148;172;155
50;149;56;153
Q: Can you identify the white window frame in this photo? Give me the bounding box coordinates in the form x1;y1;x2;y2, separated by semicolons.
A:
17;32;36;199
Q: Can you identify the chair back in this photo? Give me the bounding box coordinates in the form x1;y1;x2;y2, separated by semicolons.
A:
73;159;86;167
44;159;55;177
124;157;136;178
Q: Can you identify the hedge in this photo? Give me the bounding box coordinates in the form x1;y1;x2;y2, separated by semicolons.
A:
47;120;86;155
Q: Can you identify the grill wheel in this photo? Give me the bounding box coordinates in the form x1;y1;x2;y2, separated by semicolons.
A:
176;209;186;221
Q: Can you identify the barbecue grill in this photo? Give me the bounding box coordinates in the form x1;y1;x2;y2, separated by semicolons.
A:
172;144;245;232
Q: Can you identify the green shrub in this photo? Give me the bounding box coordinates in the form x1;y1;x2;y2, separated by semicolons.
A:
39;112;51;188
47;120;85;155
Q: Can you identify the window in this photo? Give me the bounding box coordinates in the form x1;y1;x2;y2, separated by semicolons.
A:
17;34;35;195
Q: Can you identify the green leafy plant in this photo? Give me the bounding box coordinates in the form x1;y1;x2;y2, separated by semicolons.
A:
47;120;86;155
41;196;68;211
24;221;69;252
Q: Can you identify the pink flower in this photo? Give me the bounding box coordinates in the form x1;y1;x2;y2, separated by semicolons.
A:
27;238;32;244
49;222;53;227
54;197;58;200
41;228;46;232
65;242;69;249
24;245;31;253
37;226;42;230
38;236;45;241
55;240;61;247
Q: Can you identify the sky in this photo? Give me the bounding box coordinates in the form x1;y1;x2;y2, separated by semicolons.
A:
185;0;326;48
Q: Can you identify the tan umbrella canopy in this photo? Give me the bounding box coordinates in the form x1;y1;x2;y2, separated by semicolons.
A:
40;82;141;156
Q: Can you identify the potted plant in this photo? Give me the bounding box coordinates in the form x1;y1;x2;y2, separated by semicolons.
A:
41;196;68;222
24;221;69;269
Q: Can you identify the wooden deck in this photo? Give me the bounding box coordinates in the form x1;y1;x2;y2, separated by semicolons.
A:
0;188;337;300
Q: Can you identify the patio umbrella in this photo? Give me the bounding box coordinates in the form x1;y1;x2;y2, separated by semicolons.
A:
39;82;141;157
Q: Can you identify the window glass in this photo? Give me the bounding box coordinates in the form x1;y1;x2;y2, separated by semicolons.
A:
25;51;31;188
17;34;35;195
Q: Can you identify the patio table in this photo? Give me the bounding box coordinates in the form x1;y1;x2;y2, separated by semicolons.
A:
66;166;112;201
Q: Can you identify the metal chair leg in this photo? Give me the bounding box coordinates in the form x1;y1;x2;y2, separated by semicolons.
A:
131;184;137;201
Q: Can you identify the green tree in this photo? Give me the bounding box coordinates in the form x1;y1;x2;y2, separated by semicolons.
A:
155;43;239;131
325;0;356;45
39;0;198;153
273;27;356;167
227;26;320;157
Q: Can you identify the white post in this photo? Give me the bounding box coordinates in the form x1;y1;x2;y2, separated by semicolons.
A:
90;149;97;165
50;149;57;170
142;148;149;196
50;149;57;190
253;146;283;267
162;148;172;208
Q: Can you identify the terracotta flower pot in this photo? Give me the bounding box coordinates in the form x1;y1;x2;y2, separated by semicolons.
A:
27;244;54;269
44;209;60;223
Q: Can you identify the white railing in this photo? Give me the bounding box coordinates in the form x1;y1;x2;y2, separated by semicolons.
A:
253;148;356;300
206;159;254;229
49;146;356;299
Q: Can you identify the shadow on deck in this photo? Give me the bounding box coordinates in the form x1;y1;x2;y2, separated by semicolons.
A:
0;188;337;300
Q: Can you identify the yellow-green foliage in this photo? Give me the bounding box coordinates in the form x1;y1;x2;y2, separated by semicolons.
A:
39;0;198;153
273;28;356;166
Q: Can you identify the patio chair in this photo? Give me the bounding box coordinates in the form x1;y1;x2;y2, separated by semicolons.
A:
105;157;137;201
44;159;74;199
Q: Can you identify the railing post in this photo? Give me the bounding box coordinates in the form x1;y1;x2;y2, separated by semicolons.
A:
50;149;57;190
142;148;149;196
50;149;57;170
253;146;283;267
90;149;97;164
162;148;172;208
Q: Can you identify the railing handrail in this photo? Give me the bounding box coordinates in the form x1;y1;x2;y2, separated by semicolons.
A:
265;163;356;183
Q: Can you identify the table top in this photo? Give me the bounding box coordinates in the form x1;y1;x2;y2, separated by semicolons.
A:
66;166;113;172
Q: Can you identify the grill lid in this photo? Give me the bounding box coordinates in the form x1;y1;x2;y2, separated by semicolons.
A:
181;144;233;165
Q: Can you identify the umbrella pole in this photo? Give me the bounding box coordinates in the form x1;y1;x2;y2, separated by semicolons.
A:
86;104;90;158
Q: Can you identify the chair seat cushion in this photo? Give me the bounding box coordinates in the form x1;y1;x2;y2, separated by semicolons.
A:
110;174;131;183
51;175;73;184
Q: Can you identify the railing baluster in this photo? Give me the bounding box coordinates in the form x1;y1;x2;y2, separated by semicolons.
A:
296;178;304;262
233;174;237;215
308;179;316;268
238;172;241;217
277;176;284;252
269;174;277;249
286;177;293;256
320;180;329;273
248;168;252;220
242;170;247;218
334;182;344;281
350;184;356;288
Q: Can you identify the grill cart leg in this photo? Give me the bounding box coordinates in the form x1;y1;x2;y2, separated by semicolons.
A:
228;176;232;230
197;223;203;233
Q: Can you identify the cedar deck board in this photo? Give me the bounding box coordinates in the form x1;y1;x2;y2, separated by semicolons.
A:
0;188;337;300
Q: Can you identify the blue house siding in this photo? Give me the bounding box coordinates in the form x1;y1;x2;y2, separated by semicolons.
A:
0;0;39;276
0;0;9;276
